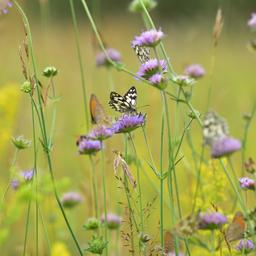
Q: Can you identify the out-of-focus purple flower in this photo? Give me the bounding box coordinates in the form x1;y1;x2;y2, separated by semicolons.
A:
236;239;255;253
77;137;102;155
61;192;83;208
132;29;164;47
198;212;227;230
239;177;256;190
184;64;205;79
88;125;114;141
11;179;20;190
0;1;12;14
112;113;146;133
149;73;167;87
21;169;34;182
211;136;241;158
137;58;167;79
96;48;121;67
101;213;122;229
248;13;256;30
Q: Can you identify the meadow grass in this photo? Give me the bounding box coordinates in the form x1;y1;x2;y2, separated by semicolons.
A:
0;0;256;255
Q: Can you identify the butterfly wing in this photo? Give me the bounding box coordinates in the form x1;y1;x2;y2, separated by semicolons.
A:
90;94;109;125
164;231;175;253
203;111;229;146
109;87;137;113
134;45;150;63
124;86;137;109
225;211;246;243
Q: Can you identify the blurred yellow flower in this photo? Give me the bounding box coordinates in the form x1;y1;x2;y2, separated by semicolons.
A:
51;242;70;256
0;84;20;155
194;160;229;211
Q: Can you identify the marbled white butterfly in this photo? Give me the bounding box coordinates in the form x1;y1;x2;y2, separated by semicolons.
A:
203;110;229;146
134;45;150;63
109;86;137;113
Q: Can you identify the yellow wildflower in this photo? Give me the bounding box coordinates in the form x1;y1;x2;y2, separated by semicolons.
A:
51;242;70;256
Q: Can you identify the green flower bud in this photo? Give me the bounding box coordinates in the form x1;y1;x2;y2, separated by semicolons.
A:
85;235;108;254
129;0;157;13
139;232;151;243
43;66;58;77
188;110;201;119
84;218;101;230
173;75;196;87
12;135;31;150
20;81;32;94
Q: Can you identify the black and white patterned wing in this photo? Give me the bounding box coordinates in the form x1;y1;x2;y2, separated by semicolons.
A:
203;111;229;146
134;45;150;63
124;86;137;110
109;87;137;113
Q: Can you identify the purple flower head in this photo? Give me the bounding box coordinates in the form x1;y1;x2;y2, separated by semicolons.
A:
77;137;102;155
184;64;205;79
137;58;167;79
0;1;12;14
112;113;146;134
239;177;256;191
132;29;164;47
198;212;227;230
21;169;34;182
61;192;83;208
101;213;122;229
149;73;167;88
236;239;255;253
248;13;256;30
11;179;20;190
96;48;121;67
211;136;241;158
88;125;114;141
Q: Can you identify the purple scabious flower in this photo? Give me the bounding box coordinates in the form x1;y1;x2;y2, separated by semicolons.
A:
112;113;146;134
77;137;102;155
137;58;167;79
21;169;34;182
61;192;83;208
149;73;167;87
184;64;205;79
236;239;255;254
88;125;114;141
198;212;227;230
0;1;12;14
211;136;241;158
132;29;164;47
96;48;121;67
11;179;20;190
239;177;256;190
248;13;256;30
101;213;122;229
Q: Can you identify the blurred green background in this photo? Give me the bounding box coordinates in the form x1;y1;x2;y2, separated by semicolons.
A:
0;0;256;255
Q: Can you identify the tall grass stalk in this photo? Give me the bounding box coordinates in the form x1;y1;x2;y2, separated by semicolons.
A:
100;149;108;256
159;112;165;252
69;0;89;131
14;2;83;255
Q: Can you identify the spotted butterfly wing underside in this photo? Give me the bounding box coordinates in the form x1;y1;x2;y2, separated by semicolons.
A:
134;45;150;63
203;110;229;146
109;86;137;113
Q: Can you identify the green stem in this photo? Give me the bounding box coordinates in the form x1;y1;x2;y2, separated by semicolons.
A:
69;0;89;131
128;133;144;233
160;112;164;253
89;156;99;218
100;149;108;256
23;198;32;256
